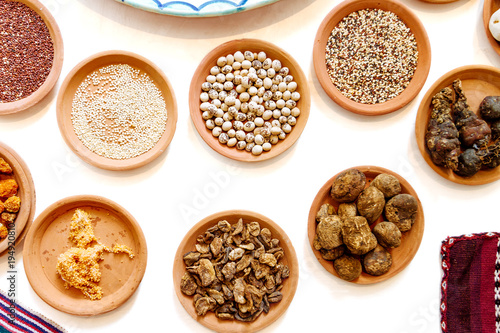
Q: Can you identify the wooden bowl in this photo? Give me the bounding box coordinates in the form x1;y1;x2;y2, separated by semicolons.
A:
189;39;310;162
419;0;458;3
307;166;425;284
173;210;299;332
415;65;500;185
56;50;178;171
23;195;147;316
483;0;500;57
0;142;36;254
313;0;431;116
0;0;63;115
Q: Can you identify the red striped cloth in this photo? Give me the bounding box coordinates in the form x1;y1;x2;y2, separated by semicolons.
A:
441;232;500;333
0;290;66;333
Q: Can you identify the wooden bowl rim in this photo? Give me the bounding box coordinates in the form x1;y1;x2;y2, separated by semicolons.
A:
483;0;500;57
173;209;299;333
0;0;64;115
189;38;310;162
312;0;431;116
56;50;178;171
307;165;425;284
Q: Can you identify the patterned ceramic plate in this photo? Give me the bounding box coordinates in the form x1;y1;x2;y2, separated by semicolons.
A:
115;0;280;17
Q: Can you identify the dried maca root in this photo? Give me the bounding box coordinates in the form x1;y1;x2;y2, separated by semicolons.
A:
330;168;366;203
180;219;290;322
479;96;500;121
452;79;491;148
425;87;461;171
477;138;500;168
489;120;500;140
456;149;482;177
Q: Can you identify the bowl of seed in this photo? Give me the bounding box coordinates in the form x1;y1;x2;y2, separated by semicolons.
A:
313;0;431;116
56;50;178;171
173;209;299;332
0;0;64;115
189;38;310;162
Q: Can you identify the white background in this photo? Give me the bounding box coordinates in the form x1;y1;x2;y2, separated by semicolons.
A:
0;0;498;332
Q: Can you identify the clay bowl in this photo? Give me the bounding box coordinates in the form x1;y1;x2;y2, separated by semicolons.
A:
189;38;310;162
0;142;36;254
415;65;500;185
173;210;299;332
483;0;500;57
313;0;431;116
307;166;424;284
419;0;458;3
23;195;147;316
56;50;178;171
0;0;63;115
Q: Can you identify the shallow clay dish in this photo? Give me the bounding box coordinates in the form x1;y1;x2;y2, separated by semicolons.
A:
173;210;299;332
0;142;36;255
415;65;500;185
56;50;178;171
0;0;63;115
189;38;310;162
307;166;424;284
483;0;500;56
313;0;431;116
23;195;147;316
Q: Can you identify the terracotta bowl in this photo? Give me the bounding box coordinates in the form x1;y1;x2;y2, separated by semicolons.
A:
173;210;299;332
415;65;500;185
0;142;36;254
307;166;424;284
483;0;500;57
23;195;147;316
419;0;458;3
0;0;63;115
313;0;431;116
189;38;310;162
56;50;178;171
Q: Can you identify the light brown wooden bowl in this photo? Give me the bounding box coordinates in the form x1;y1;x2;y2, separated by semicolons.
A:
0;142;36;255
415;65;500;185
173;210;299;332
189;39;310;162
313;0;431;116
483;0;500;56
307;166;424;284
56;50;178;171
23;195;147;316
0;0;63;115
419;0;458;3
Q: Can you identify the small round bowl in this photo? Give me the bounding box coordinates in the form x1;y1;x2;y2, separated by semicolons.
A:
23;195;147;316
483;0;500;57
189;38;310;162
0;142;36;254
307;166;424;284
56;50;178;171
313;0;431;116
419;0;458;3
173;210;299;332
0;0;63;115
415;65;500;185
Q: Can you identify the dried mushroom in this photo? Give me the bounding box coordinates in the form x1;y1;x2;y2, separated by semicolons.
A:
315;215;343;250
356;186;385;224
341;216;377;255
180;218;290;322
330;168;366;203
334;255;362;281
363;245;392;276
372;222;401;248
384;194;418;232
370;173;401;198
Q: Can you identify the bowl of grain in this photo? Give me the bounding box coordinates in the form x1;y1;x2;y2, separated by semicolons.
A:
0;0;63;115
313;0;431;116
189;38;310;162
173;210;299;332
56;50;177;171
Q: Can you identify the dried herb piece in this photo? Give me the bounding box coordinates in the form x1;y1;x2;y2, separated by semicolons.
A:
456;149;482;177
341;216;377;255
315;203;336;222
333;255;362;281
479;96;500;121
357;186;385;224
384;194;418;232
330;168;366;203
337;202;357;222
373;222;401;248
363;245;392;276
315;215;343;250
370;173;401;198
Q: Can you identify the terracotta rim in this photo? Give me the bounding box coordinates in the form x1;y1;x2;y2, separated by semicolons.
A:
313;0;431;116
307;166;425;284
483;0;500;57
0;0;64;115
56;50;178;171
415;65;500;185
23;195;148;316
173;209;299;332
0;142;36;254
189;38;310;162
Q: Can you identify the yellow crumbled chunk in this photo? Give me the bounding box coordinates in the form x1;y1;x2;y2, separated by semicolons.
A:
4;196;21;213
112;244;135;259
69;209;97;248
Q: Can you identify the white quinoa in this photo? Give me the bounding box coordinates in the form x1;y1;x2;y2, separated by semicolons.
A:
325;8;418;104
71;64;168;159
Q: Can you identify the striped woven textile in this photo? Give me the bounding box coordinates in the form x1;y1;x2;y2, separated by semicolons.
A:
0;290;66;333
441;232;500;333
